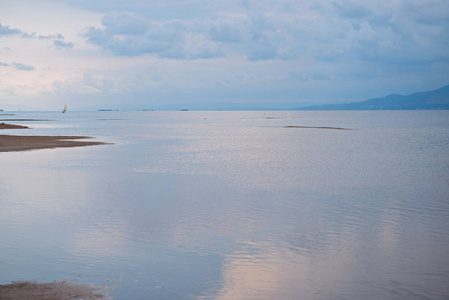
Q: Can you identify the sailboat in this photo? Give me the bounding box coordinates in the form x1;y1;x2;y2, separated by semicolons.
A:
62;105;67;113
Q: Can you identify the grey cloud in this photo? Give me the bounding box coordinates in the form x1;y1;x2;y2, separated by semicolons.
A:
310;72;331;81
102;10;150;35
54;40;74;49
0;61;36;70
12;62;35;71
19;31;73;50
0;21;67;48
81;1;449;65
207;15;283;60
0;23;22;36
314;52;344;63
83;26;174;56
208;16;254;43
289;71;309;81
402;0;449;26
332;2;372;19
351;12;449;64
83;13;222;59
83;27;110;45
83;11;288;60
38;33;65;39
22;32;36;38
288;71;331;82
367;16;392;28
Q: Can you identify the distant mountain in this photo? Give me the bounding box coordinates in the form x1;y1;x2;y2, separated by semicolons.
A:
295;85;449;110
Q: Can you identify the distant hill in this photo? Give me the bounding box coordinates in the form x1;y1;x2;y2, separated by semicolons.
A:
295;85;449;110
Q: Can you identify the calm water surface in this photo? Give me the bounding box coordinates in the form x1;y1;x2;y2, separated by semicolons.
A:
1;111;449;299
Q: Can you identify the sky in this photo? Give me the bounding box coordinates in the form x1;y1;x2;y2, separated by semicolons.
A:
0;0;448;110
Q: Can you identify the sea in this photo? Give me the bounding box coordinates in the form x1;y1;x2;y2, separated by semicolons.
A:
1;110;449;300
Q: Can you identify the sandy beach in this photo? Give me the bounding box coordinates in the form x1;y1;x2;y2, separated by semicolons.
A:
0;122;109;152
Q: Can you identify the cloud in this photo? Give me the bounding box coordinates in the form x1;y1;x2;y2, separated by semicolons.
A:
0;21;74;51
21;32;36;38
82;11;292;60
39;33;65;40
2;0;449;108
102;10;150;35
54;40;74;49
78;0;449;66
0;61;35;71
332;1;372;19
83;14;224;59
0;23;22;35
12;62;36;71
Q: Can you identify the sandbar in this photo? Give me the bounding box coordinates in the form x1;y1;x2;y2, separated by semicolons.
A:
284;125;353;130
0;134;109;152
0;119;52;122
0;280;110;300
0;123;29;130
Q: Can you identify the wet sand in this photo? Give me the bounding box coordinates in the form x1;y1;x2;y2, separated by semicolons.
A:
0;280;110;300
0;123;29;130
0;122;109;152
0;134;109;152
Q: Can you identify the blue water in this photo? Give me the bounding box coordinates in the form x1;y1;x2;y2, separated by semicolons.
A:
1;111;449;299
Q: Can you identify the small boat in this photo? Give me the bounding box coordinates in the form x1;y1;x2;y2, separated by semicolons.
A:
62;105;67;113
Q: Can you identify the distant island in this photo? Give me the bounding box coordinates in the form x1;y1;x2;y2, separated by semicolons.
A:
295;84;449;110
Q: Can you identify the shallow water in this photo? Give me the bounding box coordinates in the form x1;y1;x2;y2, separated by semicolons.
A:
1;111;449;299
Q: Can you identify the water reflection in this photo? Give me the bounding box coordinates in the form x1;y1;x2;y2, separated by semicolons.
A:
69;219;128;260
202;241;309;300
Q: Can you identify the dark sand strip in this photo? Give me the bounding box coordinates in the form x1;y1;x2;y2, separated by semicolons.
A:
284;125;354;130
0;123;29;129
0;280;110;300
0;134;110;152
